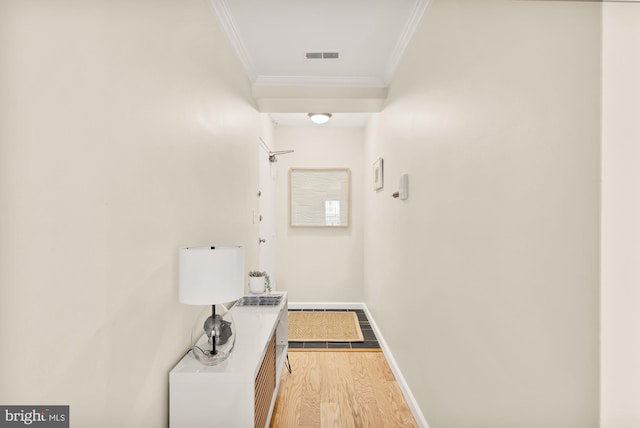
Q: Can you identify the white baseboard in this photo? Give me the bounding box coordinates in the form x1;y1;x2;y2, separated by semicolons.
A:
288;301;366;311
288;301;430;428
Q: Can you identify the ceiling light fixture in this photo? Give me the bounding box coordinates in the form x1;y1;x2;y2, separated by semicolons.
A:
308;113;332;124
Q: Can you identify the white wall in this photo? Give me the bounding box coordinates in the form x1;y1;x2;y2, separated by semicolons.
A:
364;1;601;427
601;3;640;427
0;0;265;426
274;126;364;302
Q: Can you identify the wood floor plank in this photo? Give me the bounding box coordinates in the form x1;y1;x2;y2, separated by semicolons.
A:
320;403;341;428
376;380;419;428
346;352;383;427
270;352;418;428
299;353;321;426
331;353;357;428
366;353;417;427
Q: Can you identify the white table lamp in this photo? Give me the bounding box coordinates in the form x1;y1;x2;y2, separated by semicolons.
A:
179;245;244;365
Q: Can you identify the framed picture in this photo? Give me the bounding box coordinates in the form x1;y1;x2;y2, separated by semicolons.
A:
373;158;383;191
289;168;350;227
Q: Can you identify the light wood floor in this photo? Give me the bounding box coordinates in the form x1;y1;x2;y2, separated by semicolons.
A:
270;351;418;428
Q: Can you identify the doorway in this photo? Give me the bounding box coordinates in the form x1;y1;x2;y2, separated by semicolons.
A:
258;139;276;290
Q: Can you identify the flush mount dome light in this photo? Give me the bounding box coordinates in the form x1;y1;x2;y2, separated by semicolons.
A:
308;113;332;124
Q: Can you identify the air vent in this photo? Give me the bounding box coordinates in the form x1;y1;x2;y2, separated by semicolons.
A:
305;51;340;60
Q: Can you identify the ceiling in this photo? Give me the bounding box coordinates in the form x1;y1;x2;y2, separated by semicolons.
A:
208;0;431;122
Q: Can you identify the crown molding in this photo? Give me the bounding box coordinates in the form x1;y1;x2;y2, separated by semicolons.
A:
254;75;387;88
252;83;388;113
208;0;257;82
384;0;433;86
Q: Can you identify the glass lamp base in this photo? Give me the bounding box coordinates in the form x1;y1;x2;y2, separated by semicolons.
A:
190;303;237;366
191;347;231;366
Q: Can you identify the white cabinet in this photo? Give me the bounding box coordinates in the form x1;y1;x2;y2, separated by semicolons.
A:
170;293;288;428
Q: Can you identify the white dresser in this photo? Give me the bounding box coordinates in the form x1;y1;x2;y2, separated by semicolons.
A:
170;292;288;428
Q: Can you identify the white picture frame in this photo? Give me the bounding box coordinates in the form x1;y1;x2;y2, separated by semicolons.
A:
289;168;350;227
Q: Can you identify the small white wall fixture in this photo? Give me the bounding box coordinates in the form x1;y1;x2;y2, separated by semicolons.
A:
392;174;409;200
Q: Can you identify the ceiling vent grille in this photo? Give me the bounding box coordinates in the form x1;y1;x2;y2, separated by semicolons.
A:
305;51;340;60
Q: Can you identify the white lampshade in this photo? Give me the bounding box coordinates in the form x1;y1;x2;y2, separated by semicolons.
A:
179;246;244;305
